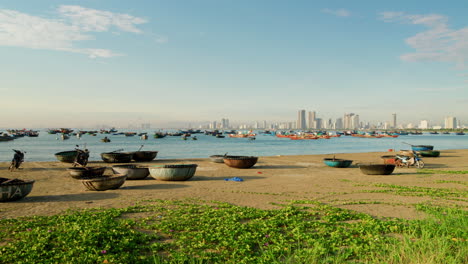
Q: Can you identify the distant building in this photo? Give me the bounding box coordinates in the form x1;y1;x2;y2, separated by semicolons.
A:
335;118;343;129
297;110;306;129
344;113;359;129
221;118;229;129
445;117;457;129
392;113;397;128
307;111;316;129
419;120;429;129
315;118;322;129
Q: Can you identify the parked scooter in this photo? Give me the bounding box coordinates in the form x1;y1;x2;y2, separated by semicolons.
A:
9;149;25;171
73;145;89;167
395;150;425;168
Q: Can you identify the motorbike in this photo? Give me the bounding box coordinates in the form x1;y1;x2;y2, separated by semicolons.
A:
395;150;425;168
9;149;25;171
73;146;89;167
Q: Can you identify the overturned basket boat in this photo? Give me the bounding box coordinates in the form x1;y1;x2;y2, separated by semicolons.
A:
101;152;133;163
81;175;127;191
55;150;78;163
0;178;35;202
67;167;107;179
149;164;197;181
323;158;353;168
112;164;149;180
359;163;395;175
223;156;258;169
132;151;158;162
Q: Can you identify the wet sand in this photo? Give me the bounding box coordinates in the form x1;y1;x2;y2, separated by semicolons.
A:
1;150;467;220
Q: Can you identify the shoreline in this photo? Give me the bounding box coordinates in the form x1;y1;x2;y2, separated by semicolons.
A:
1;149;467;220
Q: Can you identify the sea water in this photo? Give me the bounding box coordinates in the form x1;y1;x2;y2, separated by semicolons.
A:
1;132;467;162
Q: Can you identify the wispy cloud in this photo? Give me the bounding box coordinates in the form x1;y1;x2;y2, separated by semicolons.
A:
0;5;147;58
321;8;351;17
379;11;468;70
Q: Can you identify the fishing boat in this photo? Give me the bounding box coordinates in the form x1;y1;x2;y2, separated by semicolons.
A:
101;137;111;143
154;132;167;138
455;132;465;135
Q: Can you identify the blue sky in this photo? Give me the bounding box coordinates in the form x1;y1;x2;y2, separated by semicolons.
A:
1;0;467;128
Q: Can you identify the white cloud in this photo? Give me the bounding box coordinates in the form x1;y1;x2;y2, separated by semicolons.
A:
321;8;351;17
0;6;147;58
57;5;146;34
379;11;468;70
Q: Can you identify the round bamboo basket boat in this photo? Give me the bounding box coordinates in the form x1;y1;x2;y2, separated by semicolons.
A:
359;164;395;175
132;151;158;162
323;158;353;168
101;152;133;163
112;164;149;180
223;156;258;169
67;167;107;179
0;178;35;202
55;150;78;163
149;164;197;181
80;175;127;191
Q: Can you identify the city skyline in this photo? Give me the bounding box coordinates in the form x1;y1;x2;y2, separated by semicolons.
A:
1;1;467;128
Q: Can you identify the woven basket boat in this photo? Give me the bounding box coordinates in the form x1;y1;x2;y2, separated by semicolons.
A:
80;175;127;191
55;150;78;163
149;164;197;181
359;164;395;175
132;151;158;162
0;178;35;202
112;164;149;180
323;158;353;168
101;152;133;163
67;167;107;179
223;156;258;169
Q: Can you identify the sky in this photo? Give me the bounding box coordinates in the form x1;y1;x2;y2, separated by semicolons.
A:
0;0;467;128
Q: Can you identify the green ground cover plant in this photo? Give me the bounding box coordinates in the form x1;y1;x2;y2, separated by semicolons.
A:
0;199;466;263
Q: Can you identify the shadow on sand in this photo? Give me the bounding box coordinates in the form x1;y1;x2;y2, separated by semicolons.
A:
122;183;188;190
254;165;306;169
16;192;120;203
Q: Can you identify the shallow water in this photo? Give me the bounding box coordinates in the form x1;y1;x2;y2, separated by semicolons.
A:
1;131;467;162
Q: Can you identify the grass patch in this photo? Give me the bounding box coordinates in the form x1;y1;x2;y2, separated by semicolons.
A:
365;184;467;200
0;200;466;263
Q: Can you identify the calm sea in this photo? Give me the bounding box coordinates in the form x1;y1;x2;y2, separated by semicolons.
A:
1;131;467;162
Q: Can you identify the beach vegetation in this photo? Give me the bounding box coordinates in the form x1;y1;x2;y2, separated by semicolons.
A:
0;199;466;263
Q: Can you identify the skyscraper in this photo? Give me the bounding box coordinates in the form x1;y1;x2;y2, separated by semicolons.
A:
297;110;306;129
307;111;316;129
445;117;457;129
392;113;397;128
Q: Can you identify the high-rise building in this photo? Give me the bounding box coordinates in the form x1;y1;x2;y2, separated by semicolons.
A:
307;111;316;129
419;120;429;129
262;120;267;129
315;118;322;129
344;113;359;129
335;118;343;129
445;117;457;129
221;118;229;129
392;113;397;128
297;110;306;129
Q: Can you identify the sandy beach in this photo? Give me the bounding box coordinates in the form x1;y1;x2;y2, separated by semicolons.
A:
1;150;467;220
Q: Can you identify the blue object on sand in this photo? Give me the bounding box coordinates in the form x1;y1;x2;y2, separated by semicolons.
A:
224;177;244;182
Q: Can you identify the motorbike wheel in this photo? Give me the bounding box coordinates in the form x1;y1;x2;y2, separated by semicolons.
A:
9;161;17;171
416;160;425;169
